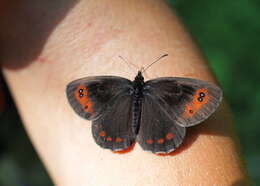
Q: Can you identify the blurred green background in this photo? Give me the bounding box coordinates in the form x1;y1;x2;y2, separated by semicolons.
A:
0;0;259;185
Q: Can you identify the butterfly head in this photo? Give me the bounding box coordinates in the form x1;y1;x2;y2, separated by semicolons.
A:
135;71;144;82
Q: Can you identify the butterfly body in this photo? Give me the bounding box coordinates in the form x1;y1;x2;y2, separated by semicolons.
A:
132;71;145;135
67;71;222;154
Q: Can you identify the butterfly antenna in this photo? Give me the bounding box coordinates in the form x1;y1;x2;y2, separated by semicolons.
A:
118;55;136;74
142;54;168;73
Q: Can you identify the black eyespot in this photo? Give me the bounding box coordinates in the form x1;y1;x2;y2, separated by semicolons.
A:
79;89;83;93
198;97;203;102
199;92;205;97
189;110;194;114
79;93;84;97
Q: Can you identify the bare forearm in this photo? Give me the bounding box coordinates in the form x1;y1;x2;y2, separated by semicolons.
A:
1;0;248;185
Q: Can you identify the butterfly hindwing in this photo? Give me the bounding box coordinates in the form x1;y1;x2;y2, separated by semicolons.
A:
92;94;136;151
143;77;223;127
137;95;186;154
66;76;133;120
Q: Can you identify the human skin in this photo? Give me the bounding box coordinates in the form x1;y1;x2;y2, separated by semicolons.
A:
1;0;249;185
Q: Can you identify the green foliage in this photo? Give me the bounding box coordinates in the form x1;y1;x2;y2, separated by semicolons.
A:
167;0;260;184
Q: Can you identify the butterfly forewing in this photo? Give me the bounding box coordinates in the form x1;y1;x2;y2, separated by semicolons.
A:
66;76;133;120
143;77;223;127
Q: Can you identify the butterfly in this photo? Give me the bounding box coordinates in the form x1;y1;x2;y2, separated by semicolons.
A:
66;55;223;154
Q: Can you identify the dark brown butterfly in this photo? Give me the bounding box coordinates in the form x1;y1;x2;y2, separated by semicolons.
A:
66;56;222;154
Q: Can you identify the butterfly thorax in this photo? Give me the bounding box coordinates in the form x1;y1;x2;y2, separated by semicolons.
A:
133;71;145;97
132;71;145;134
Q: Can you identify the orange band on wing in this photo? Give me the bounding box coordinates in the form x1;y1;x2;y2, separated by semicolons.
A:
182;88;209;118
75;85;94;113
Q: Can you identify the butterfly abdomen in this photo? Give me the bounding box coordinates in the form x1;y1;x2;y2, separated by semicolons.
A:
132;95;142;135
